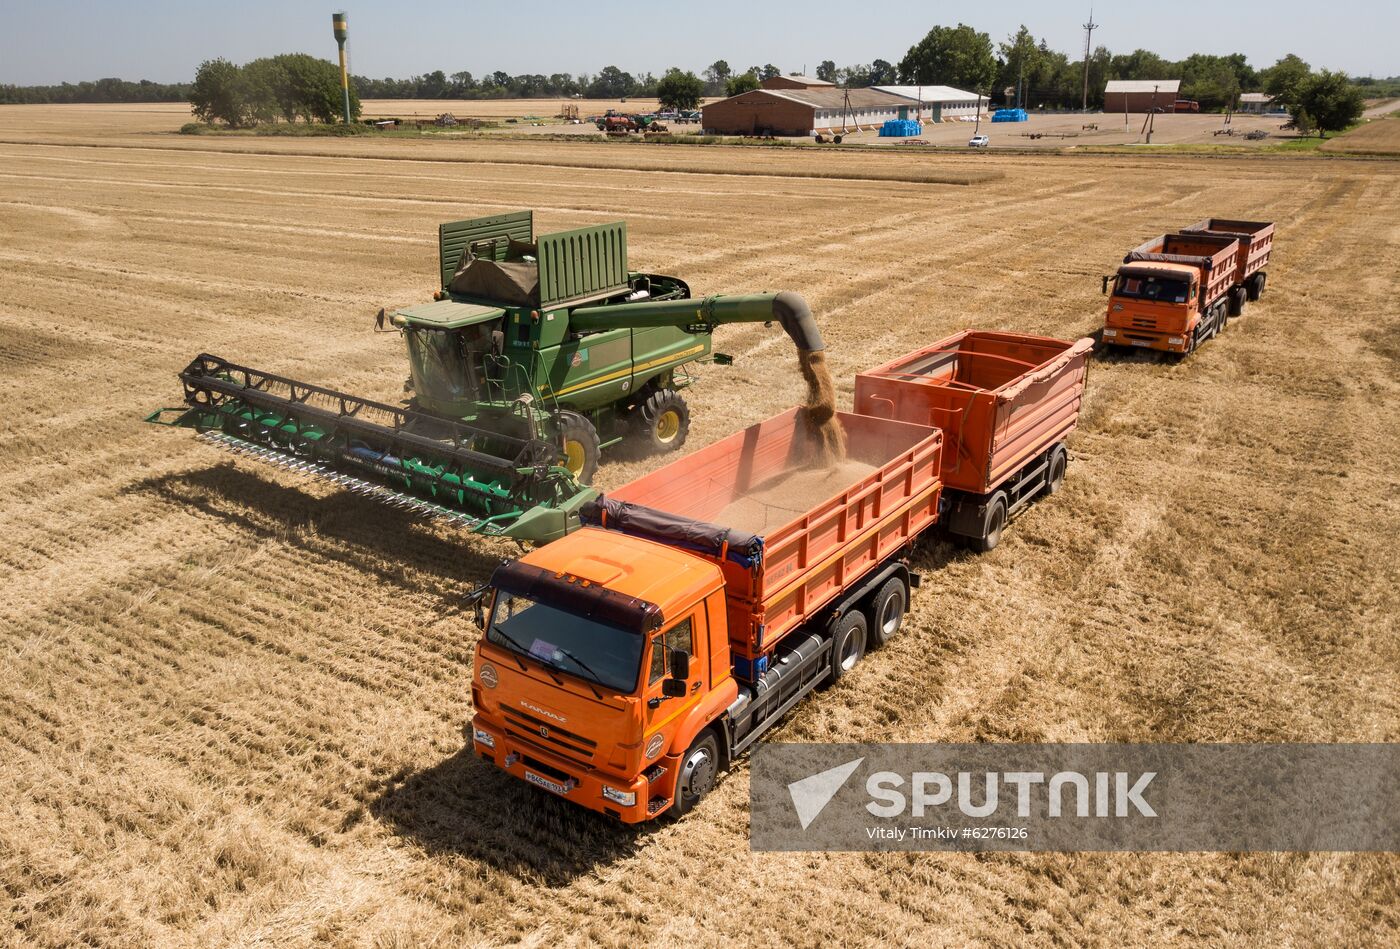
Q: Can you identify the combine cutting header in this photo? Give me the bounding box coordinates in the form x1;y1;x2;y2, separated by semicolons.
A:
150;210;826;541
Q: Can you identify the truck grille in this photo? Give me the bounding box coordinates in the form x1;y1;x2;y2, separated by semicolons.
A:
1129;316;1160;330
502;707;598;762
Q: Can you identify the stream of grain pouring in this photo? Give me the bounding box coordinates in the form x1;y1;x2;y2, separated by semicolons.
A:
796;349;847;466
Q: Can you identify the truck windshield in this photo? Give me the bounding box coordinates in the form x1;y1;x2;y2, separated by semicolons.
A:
1115;274;1191;304
487;592;644;693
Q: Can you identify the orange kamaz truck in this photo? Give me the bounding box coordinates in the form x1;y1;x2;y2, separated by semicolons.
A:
1100;219;1273;357
468;407;943;821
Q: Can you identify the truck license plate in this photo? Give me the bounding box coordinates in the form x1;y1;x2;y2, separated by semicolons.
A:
1131;340;1151;347
525;771;570;795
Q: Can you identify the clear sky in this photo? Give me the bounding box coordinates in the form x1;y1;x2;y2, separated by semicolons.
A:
1;0;1395;85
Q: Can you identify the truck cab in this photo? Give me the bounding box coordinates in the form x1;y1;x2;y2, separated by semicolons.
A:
469;527;738;822
1101;261;1201;353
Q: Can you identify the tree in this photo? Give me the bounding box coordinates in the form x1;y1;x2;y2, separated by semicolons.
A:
898;23;997;93
998;25;1040;105
587;65;636;99
704;60;732;95
657;68;703;109
869;59;896;86
726;71;760;97
1109;49;1171;82
816;60;837;82
1293;70;1364;136
760;64;781;80
1262;54;1310;107
189;58;246;126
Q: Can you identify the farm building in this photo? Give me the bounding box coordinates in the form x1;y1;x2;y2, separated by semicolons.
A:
873;85;984;120
761;74;834;90
1104;79;1181;113
1237;92;1281;113
702;86;915;136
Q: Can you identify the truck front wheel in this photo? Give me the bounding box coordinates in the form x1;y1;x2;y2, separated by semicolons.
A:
968;495;1008;553
1044;446;1067;496
667;730;719;819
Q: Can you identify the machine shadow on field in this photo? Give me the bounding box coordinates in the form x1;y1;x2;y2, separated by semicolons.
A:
367;746;654;885
132;464;504;593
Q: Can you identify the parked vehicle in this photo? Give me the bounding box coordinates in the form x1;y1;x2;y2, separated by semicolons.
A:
469;407;943;821
854;331;1093;550
968;134;990;148
1100;219;1274;357
1173;99;1200;113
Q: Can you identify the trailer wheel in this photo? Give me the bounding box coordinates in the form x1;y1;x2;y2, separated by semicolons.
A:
1227;286;1246;317
868;577;906;649
667;730;719;819
969;495;1007;552
1044;446;1067;496
825;610;868;685
633;388;690;454
1247;271;1266;301
554;411;600;484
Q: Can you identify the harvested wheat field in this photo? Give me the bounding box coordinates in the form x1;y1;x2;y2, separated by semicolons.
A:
1;104;1398;947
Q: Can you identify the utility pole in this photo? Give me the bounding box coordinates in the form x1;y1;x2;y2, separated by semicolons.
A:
1147;84;1158;143
1016;59;1024;110
1081;6;1098;112
973;90;983;135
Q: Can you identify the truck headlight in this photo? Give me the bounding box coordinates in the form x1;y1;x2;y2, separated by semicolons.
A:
1102;329;1117;337
473;728;496;749
1167;337;1184;345
601;785;635;807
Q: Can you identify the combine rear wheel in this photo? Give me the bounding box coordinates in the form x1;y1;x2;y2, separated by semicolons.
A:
633;388;691;454
554;410;600;484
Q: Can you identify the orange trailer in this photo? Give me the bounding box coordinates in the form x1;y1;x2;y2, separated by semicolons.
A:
469;409;943;821
854;330;1093;549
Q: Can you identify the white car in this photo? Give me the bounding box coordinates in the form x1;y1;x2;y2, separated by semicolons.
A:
968;134;990;148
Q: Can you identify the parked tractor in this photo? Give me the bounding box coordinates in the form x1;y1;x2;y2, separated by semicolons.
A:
149;210;824;542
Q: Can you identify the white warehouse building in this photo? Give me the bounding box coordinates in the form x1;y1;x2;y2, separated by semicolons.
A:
873;85;985;120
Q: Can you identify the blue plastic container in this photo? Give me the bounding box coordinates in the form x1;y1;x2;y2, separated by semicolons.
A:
878;119;922;137
991;109;1028;123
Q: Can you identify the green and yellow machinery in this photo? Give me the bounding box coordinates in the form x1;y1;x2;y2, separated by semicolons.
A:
149;210;824;542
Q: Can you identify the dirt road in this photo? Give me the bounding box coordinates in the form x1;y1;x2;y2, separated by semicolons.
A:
1;105;1397;946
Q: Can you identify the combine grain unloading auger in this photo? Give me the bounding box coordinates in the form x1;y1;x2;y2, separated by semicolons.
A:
148;354;589;541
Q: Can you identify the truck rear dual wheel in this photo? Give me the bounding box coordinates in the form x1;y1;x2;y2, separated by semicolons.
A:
867;577;906;649
825;610;868;685
1247;272;1267;301
633;388;691;454
1044;446;1067;496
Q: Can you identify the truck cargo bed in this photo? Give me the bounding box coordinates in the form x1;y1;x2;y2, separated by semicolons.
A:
1181;218;1275;284
853;331;1092;496
602;408;942;664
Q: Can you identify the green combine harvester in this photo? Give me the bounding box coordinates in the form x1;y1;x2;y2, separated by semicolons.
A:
149;210;824;542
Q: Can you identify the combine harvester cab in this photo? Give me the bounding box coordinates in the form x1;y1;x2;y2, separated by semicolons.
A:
1100;220;1274;358
469;408;943;821
854;330;1093;550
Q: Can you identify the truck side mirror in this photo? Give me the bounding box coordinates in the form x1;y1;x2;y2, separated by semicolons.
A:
1101;275;1111;295
670;648;690;680
662;678;688;698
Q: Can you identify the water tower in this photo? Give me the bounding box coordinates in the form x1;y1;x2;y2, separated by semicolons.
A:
332;11;351;124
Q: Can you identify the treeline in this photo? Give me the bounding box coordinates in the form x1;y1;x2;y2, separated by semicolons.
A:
0;77;189;104
352;67;655;100
189;54;360;127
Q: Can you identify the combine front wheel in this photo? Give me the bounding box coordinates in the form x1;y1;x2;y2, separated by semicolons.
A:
554;410;600;484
